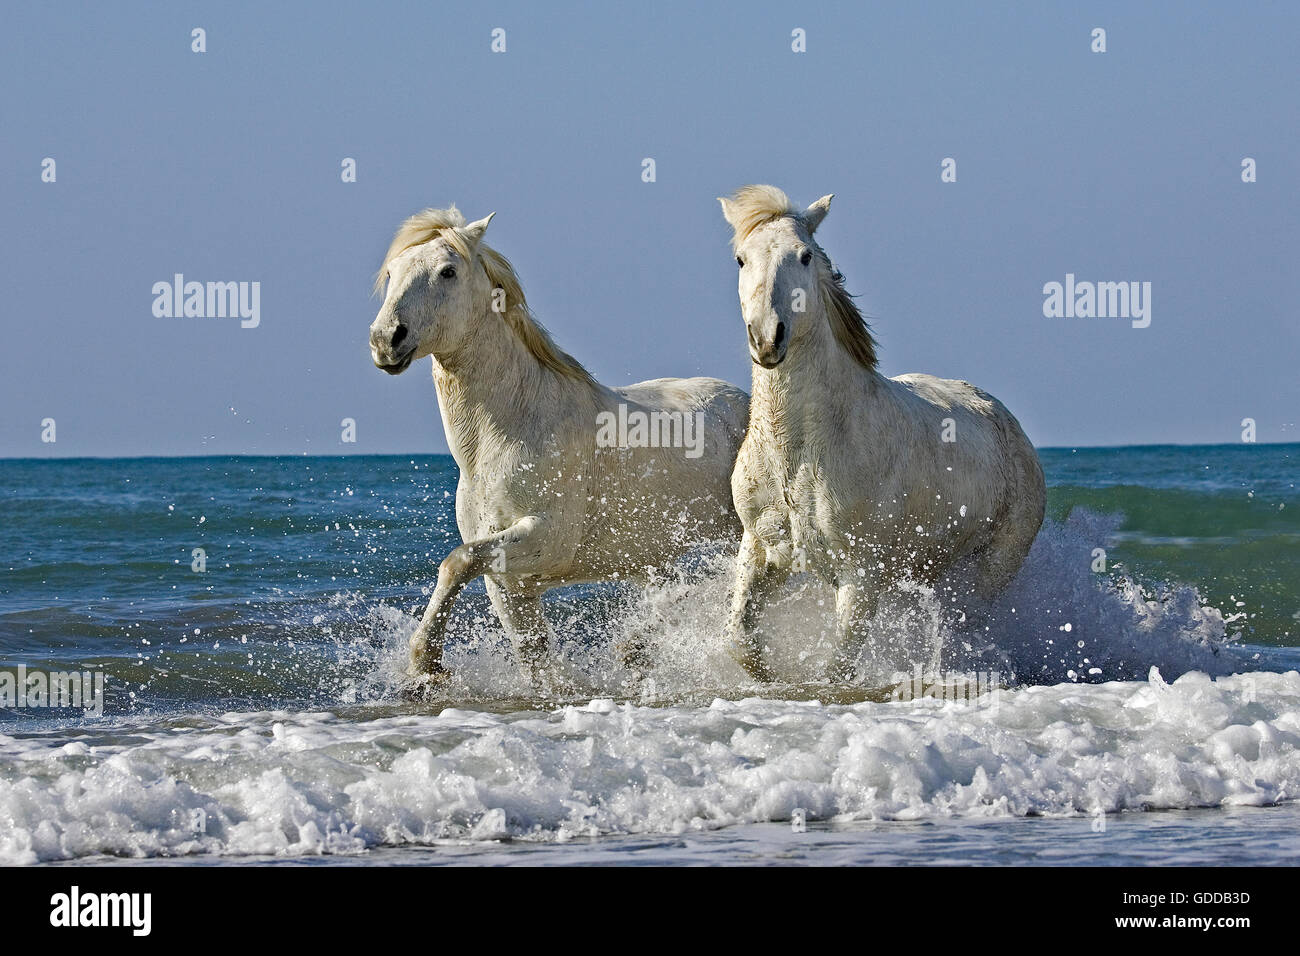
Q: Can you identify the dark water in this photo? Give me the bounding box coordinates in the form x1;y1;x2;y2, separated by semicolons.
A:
0;445;1296;716
1;455;462;711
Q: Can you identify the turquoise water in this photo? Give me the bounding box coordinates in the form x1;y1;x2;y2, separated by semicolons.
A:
0;445;1297;865
1038;444;1298;645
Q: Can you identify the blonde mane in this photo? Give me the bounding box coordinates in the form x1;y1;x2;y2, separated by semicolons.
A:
724;185;878;372
376;206;596;385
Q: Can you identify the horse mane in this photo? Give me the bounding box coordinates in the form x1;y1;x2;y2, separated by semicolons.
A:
818;260;879;373
376;206;596;385
724;185;878;372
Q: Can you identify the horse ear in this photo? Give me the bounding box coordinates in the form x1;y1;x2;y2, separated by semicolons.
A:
804;194;833;233
717;196;739;230
462;212;495;245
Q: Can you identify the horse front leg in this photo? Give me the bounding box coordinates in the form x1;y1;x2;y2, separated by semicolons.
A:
725;533;789;682
408;516;545;681
827;579;878;683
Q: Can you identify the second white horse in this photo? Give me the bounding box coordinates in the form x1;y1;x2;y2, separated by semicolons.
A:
719;186;1045;683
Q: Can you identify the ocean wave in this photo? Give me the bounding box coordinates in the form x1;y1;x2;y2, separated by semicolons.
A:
1;667;1297;863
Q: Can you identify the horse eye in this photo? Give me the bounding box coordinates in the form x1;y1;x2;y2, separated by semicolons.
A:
800;250;812;267
440;266;456;279
736;256;745;268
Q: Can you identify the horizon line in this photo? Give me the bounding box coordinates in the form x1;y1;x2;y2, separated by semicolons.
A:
1;440;1297;464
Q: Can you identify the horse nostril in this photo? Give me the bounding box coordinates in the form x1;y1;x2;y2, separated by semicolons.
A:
391;324;408;349
747;325;759;351
773;322;786;347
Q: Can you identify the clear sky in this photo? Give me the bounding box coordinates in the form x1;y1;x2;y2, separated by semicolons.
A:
2;0;1296;458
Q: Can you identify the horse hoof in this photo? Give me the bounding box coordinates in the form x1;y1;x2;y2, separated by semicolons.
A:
401;665;452;700
531;667;580;700
826;658;858;685
615;641;652;672
726;642;775;684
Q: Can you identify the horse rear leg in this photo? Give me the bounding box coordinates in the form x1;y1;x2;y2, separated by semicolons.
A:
957;517;1039;643
971;520;1037;605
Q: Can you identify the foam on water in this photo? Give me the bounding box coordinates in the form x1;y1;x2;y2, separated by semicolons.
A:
1;668;1297;864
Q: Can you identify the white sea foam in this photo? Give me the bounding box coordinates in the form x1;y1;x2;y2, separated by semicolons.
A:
0;667;1297;864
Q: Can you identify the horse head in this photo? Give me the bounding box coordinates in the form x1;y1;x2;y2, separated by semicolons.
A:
369;207;495;374
719;187;833;368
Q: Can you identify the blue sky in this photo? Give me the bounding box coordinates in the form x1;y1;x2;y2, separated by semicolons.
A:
2;0;1296;457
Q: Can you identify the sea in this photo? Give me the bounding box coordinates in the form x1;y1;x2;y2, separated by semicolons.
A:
2;444;1298;865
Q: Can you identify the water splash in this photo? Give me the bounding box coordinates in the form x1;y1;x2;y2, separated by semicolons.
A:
344;508;1245;708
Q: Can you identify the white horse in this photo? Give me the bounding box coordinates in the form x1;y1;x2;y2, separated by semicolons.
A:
718;186;1045;683
369;206;748;690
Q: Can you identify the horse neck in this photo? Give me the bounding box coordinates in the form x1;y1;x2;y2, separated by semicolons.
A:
430;301;591;474
750;311;881;452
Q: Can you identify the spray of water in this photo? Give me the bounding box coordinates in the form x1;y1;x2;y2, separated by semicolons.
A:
335;508;1243;707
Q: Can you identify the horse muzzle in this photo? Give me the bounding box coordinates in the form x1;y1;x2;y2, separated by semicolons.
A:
373;348;415;375
747;319;788;368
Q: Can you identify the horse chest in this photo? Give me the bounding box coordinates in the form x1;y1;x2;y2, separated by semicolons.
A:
744;457;837;559
778;462;822;518
455;466;535;537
